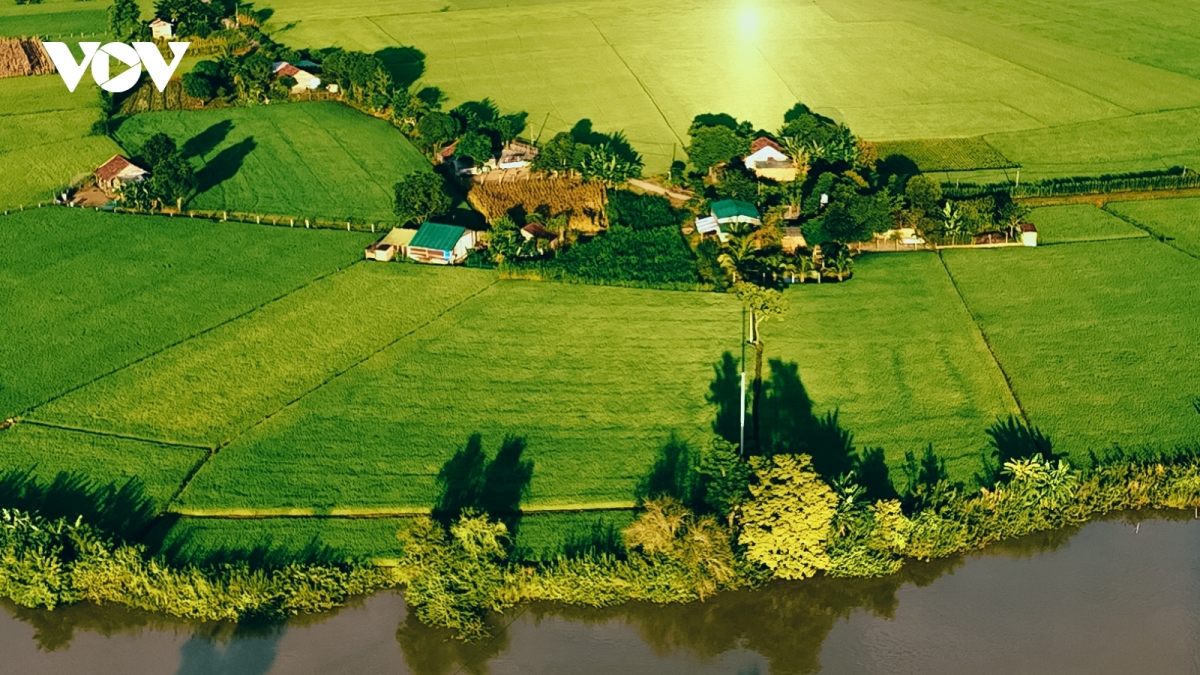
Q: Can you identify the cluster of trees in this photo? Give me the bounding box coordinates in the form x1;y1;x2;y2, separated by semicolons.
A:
399;408;1200;639
530;124;645;186
414;98;527;162
895;174;1030;245
153;0;237;38
180;28;315;104
489;190;699;287
119;132;196;209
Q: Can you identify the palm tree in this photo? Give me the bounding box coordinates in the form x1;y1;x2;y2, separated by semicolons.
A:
716;224;757;284
830;252;853;281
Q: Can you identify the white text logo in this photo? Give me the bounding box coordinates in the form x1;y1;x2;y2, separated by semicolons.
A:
43;42;190;93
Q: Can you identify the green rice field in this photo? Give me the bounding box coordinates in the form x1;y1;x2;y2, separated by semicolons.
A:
0;0;106;39
0;76;121;209
0;208;373;418
113;103;433;222
1106;198;1200;258
942;239;1200;459
254;0;1200;175
769;253;1021;481
5;185;1200;561
1028;205;1149;245
174;282;742;513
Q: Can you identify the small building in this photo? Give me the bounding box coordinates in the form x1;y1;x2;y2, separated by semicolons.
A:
744;137;797;181
498;140;539;170
365;228;417;262
1020;223;1038;247
273;61;321;93
94;155;148;193
782;226;807;253
407;222;478;265
520;223;559;252
149;18;173;40
711;199;761;227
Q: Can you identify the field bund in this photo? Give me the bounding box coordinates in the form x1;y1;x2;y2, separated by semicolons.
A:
2;204;1199;559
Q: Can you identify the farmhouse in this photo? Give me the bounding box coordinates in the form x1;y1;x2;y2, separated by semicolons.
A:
149;18;173;40
1020;223;1039;247
94;155;148;193
497;140;539;169
272;62;321;93
744;137;797;181
694;199;761;242
520;223;559;252
365;228;416;262
407;222;478;264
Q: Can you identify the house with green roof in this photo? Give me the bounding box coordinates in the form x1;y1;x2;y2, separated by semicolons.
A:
695;199;761;241
406;221;479;265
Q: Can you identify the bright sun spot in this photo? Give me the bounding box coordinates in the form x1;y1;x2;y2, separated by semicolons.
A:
737;8;760;39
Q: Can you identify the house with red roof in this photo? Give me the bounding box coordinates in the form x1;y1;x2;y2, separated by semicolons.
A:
272;61;321;94
743;136;797;182
94;155;148;194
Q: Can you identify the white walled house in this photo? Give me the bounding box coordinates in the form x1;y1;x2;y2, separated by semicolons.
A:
149;18;173;40
273;62;321;94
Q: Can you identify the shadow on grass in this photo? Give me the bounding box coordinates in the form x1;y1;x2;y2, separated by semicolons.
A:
375;46;426;90
196;137;256;193
0;469;157;541
433;433;533;539
182;119;234;161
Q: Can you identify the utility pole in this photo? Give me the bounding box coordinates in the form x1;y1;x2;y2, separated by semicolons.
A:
739;304;747;457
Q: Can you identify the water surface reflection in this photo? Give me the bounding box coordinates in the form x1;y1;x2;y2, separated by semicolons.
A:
2;514;1197;674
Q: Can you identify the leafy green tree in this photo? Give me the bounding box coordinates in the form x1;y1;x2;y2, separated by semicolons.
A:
698;438;753;522
450;98;499;133
491;112;528;144
138;133;178;170
108;0;142;40
606;190;683;231
904;174;942;213
817;184;893;244
394;171;451;225
416;111;460;151
739;453;838;579
622;497;738;600
715;166;759;203
999;202;1030;239
182;71;216;101
155;0;226;37
148;154;197;207
399;512;509;640
578;142;643;186
531;131;577;175
456;130;494;164
687;125;748;177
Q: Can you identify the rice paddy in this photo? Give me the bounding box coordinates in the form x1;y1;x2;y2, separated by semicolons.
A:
1105;198;1200;258
0;76;122;209
113;103;433;222
256;0;1200;175
942;239;1200;460
1028;205;1149;245
3;206;1198;560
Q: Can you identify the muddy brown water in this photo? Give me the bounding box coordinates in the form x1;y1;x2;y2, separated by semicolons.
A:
3;514;1199;674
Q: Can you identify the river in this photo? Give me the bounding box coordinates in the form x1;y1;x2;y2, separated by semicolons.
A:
3;514;1198;674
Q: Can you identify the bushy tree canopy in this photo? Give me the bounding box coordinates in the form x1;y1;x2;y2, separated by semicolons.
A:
394;171;451;225
738;454;838;580
687;126;748;174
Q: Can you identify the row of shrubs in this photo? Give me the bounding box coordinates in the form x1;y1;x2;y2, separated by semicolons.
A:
5;438;1197;640
944;167;1200;200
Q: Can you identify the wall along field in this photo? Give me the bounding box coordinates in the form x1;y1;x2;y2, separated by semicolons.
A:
261;0;1200;176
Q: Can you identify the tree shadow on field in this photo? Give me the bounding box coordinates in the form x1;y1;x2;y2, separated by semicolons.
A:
637;433;700;509
706;356;899;501
196;136;256;193
978;415;1059;486
182;119;234;161
433;433;533;539
707;352;742;447
375;46;426;90
0;468;158;541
